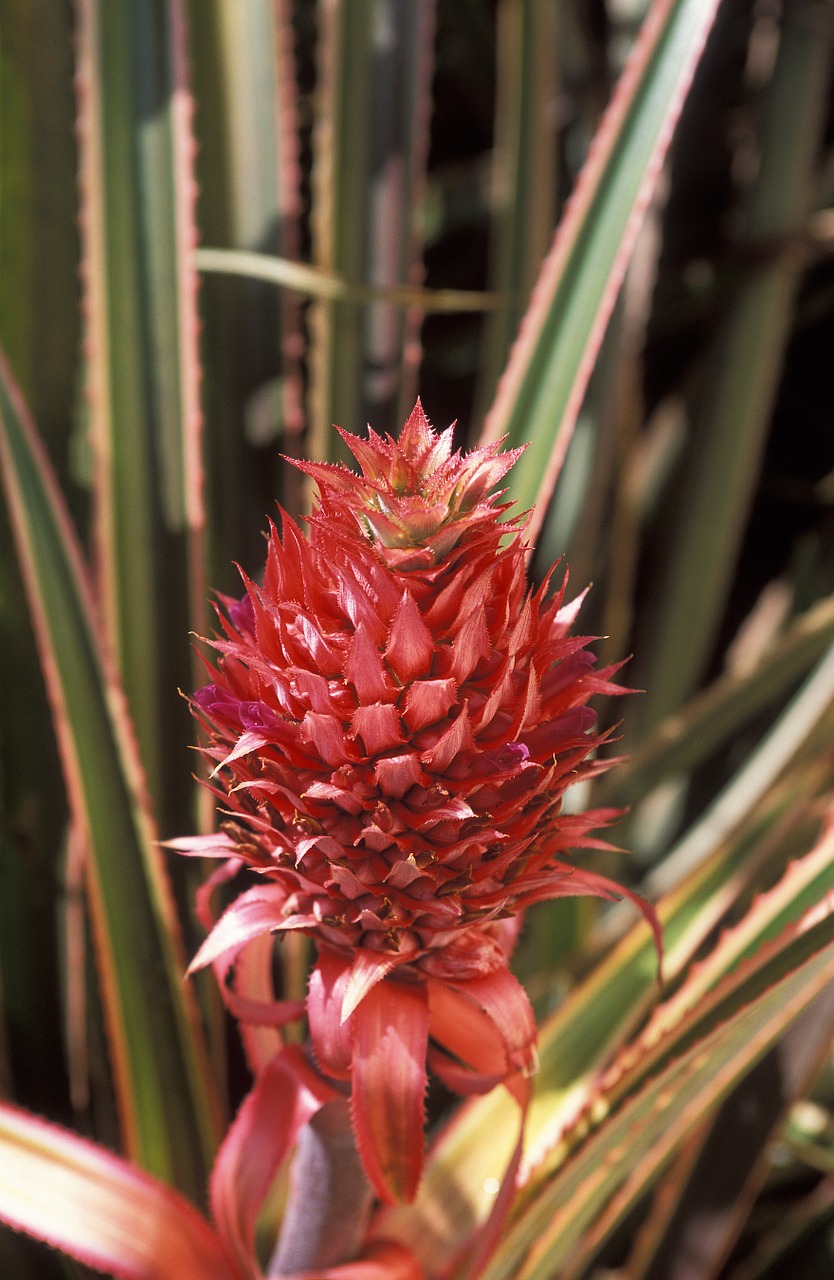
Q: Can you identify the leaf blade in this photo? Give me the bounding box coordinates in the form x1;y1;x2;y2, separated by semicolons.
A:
0;353;220;1198
484;891;834;1280
479;0;721;538
0;1103;234;1280
74;0;206;824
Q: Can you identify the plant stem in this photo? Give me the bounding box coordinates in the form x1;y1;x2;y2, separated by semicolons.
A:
268;1098;374;1275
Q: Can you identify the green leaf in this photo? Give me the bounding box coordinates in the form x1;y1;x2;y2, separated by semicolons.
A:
618;987;834;1280
0;0;82;1114
643;640;834;899
494;822;834;1278
308;0;435;458
482;889;834;1280
0;353;220;1200
585;821;834;1132
0;0;79;439
74;0;205;827
598;594;834;810
629;8;834;731
478;0;722;539
194;247;504;311
187;0;307;584
475;0;558;415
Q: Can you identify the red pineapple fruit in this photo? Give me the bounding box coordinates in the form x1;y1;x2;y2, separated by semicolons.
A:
179;403;659;1204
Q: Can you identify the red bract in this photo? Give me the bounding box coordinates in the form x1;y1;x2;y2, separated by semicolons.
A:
179;404;659;1204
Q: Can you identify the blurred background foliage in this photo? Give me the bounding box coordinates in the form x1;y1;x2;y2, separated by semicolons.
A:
3;0;834;1276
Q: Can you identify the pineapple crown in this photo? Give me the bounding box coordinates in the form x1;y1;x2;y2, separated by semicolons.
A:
293;401;526;559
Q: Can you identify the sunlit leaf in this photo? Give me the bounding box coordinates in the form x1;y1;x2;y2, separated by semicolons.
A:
482;889;834;1280
0;1103;234;1280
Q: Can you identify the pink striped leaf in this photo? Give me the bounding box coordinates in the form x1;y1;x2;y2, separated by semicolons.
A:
0;1102;238;1280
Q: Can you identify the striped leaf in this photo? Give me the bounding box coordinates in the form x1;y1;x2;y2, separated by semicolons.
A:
481;885;834;1280
0;353;220;1200
479;0;722;542
74;0;205;827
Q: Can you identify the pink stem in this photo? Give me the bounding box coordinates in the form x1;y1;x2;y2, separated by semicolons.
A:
268;1098;374;1275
